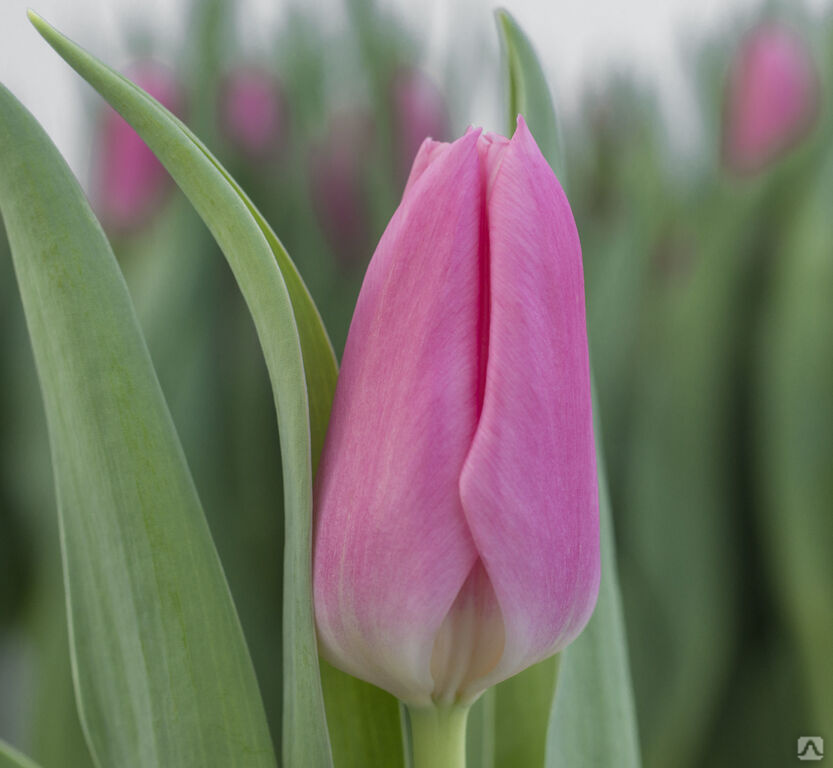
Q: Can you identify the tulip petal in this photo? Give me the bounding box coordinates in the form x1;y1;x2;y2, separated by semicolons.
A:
459;117;599;696
314;130;484;705
403;128;478;197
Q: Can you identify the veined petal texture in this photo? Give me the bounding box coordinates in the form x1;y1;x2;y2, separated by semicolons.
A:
314;131;484;705
460;118;599;695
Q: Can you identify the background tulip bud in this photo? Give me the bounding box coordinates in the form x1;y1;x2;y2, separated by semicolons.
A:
219;67;286;157
723;23;819;174
308;109;375;268
390;66;450;184
93;61;182;231
313;117;599;707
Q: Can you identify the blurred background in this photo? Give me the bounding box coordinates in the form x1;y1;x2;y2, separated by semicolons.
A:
1;0;831;766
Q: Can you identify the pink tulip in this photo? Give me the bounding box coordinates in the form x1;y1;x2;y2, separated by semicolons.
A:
390;67;450;183
313;117;599;707
220;67;286;157
724;23;819;174
94;61;182;231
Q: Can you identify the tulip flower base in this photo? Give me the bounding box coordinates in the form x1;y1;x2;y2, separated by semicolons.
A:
407;706;469;768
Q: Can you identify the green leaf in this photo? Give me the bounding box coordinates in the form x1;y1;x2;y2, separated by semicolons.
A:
546;404;641;767
495;8;566;185
26;567;94;768
493;657;558;767
0;741;42;768
465;688;495;768
0;83;275;768
29;13;404;767
320;661;405;768
495;11;641;767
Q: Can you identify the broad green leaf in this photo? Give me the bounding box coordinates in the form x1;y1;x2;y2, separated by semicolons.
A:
1;225;91;768
495;8;566;185
547;406;641;767
495;11;641;767
30;13;404;767
0;83;275;768
0;741;42;768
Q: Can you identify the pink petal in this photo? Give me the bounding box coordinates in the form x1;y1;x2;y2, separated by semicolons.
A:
459;117;600;695
313;129;484;704
403;126;480;197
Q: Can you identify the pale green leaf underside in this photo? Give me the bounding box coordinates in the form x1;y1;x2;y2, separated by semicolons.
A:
495;11;641;768
547;403;641;767
0;740;43;768
0;83;275;768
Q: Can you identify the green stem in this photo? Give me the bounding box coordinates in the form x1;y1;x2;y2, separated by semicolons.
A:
407;705;469;768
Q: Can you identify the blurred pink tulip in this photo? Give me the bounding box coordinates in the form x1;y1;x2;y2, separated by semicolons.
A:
390;67;450;183
220;67;286;157
308;110;374;267
313;117;599;706
724;23;819;174
94;61;182;231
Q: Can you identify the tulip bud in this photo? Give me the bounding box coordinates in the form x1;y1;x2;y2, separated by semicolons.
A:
723;23;819;174
94;61;182;231
390;67;450;184
313;118;599;708
219;67;286;158
308;110;374;268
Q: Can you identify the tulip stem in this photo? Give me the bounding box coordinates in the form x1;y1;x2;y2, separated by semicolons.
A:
407;704;469;768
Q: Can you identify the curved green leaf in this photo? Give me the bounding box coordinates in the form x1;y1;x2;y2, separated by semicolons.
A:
495;8;566;185
495;11;641;767
29;12;404;767
0;83;275;767
547;406;641;767
0;741;42;768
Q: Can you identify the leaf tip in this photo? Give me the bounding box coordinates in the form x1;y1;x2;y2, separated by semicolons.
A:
26;8;51;37
494;7;517;36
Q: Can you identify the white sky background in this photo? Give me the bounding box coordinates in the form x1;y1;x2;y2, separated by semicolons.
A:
1;0;831;186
